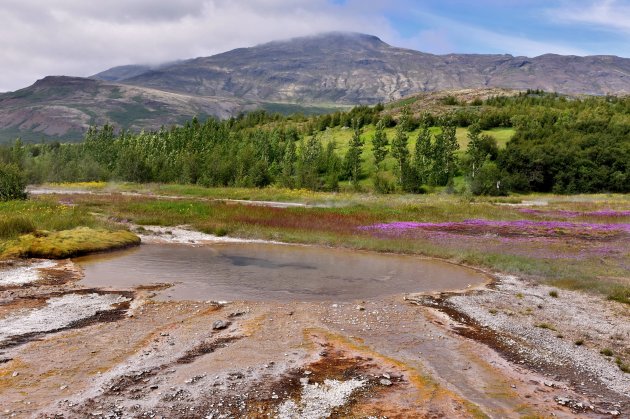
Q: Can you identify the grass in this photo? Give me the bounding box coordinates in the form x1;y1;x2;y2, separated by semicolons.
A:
607;286;630;305
0;199;139;259
535;323;557;331
311;124;514;185
615;357;630;373
1;227;140;259
16;186;630;306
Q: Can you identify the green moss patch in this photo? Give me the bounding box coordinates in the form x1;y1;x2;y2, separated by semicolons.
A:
2;227;140;259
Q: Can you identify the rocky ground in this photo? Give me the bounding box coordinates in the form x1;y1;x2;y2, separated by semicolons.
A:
0;246;628;418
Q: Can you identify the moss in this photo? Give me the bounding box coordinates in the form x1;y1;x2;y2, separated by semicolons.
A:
2;227;140;259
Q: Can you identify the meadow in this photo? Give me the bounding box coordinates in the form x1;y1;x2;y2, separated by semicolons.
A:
15;184;628;305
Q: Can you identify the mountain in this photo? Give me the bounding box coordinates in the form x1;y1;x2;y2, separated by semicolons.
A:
0;76;248;142
3;32;630;142
96;32;630;102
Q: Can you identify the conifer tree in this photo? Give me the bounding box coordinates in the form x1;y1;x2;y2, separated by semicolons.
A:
413;125;432;184
391;125;410;187
344;120;364;188
371;120;389;170
431;120;459;186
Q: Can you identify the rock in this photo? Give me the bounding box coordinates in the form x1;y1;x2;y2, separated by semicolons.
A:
382;373;390;379
380;379;392;386
610;411;621;417
212;320;231;330
355;305;365;311
11;372;18;377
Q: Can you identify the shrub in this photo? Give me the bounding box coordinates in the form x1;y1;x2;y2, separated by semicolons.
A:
0;163;27;201
373;172;395;194
470;162;507;196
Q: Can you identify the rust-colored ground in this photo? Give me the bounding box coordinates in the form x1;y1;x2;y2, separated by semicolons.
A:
0;261;625;418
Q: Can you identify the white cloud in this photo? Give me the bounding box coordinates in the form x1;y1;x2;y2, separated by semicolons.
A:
548;0;630;34
0;0;396;92
401;8;588;57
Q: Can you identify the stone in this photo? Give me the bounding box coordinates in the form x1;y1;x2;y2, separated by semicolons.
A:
212;320;231;330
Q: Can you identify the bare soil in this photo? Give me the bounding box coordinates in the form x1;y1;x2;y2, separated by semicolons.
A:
0;258;627;418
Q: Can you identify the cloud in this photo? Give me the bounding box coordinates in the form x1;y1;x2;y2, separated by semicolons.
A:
548;0;630;33
0;0;396;91
400;7;588;57
0;0;625;92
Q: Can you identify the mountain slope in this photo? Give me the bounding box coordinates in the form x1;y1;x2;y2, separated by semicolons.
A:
3;32;630;142
0;76;248;142
99;32;630;103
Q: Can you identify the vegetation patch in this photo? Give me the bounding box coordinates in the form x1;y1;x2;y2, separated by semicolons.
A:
1;227;140;259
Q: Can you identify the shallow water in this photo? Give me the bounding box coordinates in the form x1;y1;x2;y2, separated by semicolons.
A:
75;243;487;301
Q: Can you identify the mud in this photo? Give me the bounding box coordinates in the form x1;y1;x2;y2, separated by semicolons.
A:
0;257;627;418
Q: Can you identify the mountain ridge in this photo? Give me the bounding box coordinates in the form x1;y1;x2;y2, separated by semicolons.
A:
2;31;630;142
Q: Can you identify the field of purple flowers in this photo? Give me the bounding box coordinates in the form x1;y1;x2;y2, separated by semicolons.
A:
359;204;630;303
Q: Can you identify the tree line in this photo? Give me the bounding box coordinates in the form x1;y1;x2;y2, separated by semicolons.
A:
0;91;627;200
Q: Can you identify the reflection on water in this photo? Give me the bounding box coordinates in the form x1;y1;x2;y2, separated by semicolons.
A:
74;243;487;301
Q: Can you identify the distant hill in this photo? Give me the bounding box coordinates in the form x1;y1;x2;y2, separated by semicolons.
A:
0;76;251;142
2;32;630;142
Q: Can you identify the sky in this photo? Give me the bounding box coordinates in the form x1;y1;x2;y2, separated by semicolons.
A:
1;0;629;92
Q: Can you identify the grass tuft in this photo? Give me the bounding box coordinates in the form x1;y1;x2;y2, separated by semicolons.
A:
0;216;36;238
607;286;630;305
2;227;140;259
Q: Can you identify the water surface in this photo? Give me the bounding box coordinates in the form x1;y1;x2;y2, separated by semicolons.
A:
75;243;487;301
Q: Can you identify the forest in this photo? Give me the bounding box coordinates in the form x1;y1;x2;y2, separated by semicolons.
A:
0;91;628;198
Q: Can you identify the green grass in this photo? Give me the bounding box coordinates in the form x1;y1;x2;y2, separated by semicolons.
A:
2;227;140;259
312;124;514;186
22;187;630;307
261;102;344;116
0;199;139;259
107;102;168;128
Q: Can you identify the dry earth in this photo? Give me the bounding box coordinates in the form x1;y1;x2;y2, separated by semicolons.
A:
0;238;628;418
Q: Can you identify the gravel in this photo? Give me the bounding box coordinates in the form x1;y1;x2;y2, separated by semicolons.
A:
448;274;630;397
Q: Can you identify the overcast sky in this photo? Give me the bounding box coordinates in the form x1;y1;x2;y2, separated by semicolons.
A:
1;0;629;92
